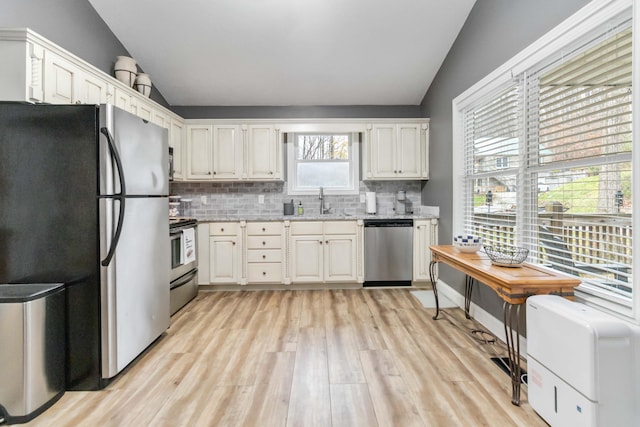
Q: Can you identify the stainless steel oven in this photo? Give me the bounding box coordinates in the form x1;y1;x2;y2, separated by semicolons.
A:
169;219;198;315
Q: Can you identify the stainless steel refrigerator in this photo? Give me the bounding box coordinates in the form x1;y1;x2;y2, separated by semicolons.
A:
0;103;170;390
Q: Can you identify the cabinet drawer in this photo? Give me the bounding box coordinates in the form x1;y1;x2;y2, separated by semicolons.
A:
247;235;282;249
247;222;282;236
324;221;357;235
247;263;283;283
247;249;282;263
290;221;323;235
209;222;239;236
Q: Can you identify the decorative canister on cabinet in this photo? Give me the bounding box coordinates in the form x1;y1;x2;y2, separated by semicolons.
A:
114;56;137;87
134;73;152;97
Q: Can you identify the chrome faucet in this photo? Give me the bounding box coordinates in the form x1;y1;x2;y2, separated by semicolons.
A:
319;187;330;214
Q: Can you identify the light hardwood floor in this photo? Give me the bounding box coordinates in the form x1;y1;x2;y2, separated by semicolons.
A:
27;289;547;426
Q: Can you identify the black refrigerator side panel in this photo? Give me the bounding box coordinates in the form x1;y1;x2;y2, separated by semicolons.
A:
0;103;103;390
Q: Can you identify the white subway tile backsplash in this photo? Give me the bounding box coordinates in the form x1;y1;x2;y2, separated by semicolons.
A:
170;181;423;218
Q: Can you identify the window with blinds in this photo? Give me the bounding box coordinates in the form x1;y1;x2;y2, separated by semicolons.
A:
525;25;633;299
460;20;633;302
462;85;520;247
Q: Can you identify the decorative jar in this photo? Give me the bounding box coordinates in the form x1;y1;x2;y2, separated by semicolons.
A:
134;73;152;97
114;56;137;87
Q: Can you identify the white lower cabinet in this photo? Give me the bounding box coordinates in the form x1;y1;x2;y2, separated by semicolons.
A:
208;222;241;284
290;221;363;284
245;222;285;284
413;219;439;281
200;219;368;286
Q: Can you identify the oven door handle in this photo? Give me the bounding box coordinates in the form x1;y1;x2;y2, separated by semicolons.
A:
171;269;198;290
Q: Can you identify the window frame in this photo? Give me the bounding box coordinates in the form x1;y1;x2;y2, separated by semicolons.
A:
452;0;638;322
286;131;360;196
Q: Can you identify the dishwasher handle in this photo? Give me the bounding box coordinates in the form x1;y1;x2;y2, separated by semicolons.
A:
364;219;413;227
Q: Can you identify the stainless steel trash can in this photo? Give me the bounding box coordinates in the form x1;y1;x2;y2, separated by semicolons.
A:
0;284;65;425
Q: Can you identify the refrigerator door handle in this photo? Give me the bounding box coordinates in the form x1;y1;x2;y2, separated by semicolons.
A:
100;127;127;267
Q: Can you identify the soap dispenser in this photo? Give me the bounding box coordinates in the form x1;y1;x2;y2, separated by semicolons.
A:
297;201;304;215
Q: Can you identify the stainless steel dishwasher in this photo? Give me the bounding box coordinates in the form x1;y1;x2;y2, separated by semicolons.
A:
363;219;413;286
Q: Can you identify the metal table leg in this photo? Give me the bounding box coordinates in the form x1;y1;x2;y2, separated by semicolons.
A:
503;301;522;406
464;275;475;319
429;260;440;320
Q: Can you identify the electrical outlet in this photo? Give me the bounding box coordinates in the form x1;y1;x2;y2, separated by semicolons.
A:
360;194;366;203
258;195;265;204
200;195;207;204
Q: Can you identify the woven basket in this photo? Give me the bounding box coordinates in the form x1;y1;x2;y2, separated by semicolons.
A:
483;245;529;267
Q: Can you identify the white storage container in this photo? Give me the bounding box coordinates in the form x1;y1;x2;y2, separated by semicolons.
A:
526;295;640;426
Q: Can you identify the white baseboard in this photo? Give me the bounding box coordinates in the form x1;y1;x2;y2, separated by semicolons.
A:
435;279;528;359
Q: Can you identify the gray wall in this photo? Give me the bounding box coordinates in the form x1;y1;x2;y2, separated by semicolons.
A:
0;0;169;107
419;0;590;318
172;105;423;119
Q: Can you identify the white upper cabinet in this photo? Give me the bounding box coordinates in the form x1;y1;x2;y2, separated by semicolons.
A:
43;50;79;104
364;122;429;180
183;121;282;182
212;125;243;179
246;125;281;180
169;118;185;180
0;28;179;132
77;69;112;105
186;125;213;179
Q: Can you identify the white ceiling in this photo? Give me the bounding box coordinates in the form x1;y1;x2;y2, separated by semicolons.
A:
88;0;475;107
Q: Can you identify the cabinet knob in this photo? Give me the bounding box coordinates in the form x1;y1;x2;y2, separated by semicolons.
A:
325;240;329;244
394;170;398;174
213;171;217;175
269;171;273;175
221;228;224;232
262;227;266;232
399;170;402;173
262;255;266;259
208;171;212;175
232;241;236;245
262;271;266;275
262;241;266;245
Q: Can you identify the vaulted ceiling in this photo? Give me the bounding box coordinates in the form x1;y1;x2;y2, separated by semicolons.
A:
88;0;475;106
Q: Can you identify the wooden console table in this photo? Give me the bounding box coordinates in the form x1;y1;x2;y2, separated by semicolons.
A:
428;245;580;406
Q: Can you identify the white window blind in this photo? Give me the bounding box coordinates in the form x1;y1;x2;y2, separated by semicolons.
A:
462;85;520;247
524;25;633;299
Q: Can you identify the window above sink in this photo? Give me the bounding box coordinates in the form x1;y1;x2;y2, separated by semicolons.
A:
287;131;360;195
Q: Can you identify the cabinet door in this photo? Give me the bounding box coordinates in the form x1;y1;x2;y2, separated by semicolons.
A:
209;236;239;283
246;125;280;179
324;234;357;282
170;118;185;180
136;99;154;121
113;87;132;111
152;110;170;130
397;124;421;178
212;125;243;179
77;71;111;104
186;125;213;179
413;220;437;281
290;236;323;282
43;51;79;104
369;124;397;178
